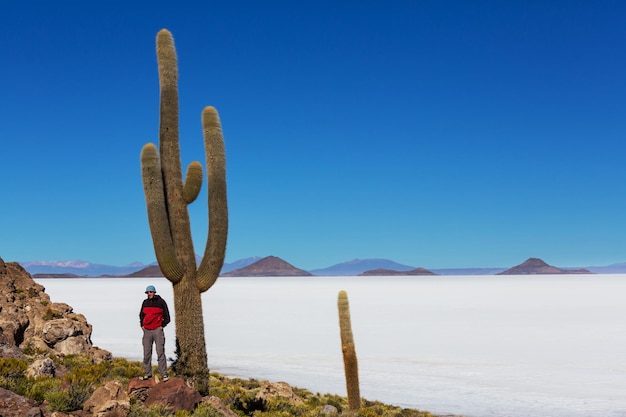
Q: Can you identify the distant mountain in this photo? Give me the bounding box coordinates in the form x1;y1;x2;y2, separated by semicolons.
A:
126;265;164;277
430;267;506;275
126;256;263;277
222;256;312;277
310;259;415;276
32;273;82;278
221;257;262;273
497;258;592;275
583;262;626;274
359;267;436;276
21;260;146;277
21;255;621;278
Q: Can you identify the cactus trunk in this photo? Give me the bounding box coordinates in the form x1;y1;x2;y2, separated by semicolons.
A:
140;29;228;387
338;290;361;410
172;271;207;374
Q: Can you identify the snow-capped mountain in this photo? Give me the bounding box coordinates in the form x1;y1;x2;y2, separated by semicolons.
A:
21;260;146;277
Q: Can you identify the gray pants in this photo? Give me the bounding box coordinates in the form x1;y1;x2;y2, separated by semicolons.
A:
142;327;167;376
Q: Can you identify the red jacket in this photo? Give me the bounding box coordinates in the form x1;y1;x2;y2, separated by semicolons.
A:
139;295;171;330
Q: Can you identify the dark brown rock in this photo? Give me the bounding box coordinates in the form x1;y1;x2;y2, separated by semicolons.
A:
127;377;157;402
0;387;43;417
143;377;203;412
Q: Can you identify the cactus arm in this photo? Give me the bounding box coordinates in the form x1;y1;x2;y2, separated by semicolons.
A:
156;29;187;248
140;143;183;282
183;161;203;204
338;290;361;410
197;106;228;292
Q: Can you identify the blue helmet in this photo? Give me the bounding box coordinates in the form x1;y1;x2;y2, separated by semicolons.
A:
145;285;156;293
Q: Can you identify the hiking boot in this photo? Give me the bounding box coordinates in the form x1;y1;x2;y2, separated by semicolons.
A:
140;375;152;381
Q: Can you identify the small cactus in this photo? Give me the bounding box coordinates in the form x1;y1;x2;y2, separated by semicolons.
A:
338;290;361;410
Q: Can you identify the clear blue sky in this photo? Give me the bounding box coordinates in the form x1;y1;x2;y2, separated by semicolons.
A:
2;1;625;270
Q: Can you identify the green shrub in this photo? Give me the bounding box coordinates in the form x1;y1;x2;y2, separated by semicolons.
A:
44;380;93;412
0;358;28;395
186;403;224;417
45;389;73;412
0;375;27;396
107;357;144;382
0;358;28;378
232;393;267;414
27;377;62;402
128;402;176;416
60;354;93;369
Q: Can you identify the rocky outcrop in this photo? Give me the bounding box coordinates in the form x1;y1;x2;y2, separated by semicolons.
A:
359;267;436;276
221;256;312;277
497;258;593;275
0;257;111;362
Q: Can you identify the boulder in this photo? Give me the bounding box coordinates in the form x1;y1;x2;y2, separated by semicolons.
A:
127;377;157;402
0;387;43;417
42;318;80;345
144;377;203;412
256;381;303;404
83;380;130;417
200;395;239;416
26;357;55;378
320;404;339;415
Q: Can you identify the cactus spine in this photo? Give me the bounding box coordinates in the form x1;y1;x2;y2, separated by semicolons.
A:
338;290;361;410
140;29;228;381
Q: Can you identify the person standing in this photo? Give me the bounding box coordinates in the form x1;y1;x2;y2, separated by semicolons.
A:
139;285;170;380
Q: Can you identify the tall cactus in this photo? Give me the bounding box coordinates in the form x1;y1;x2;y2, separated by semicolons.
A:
140;29;228;383
338;290;361;410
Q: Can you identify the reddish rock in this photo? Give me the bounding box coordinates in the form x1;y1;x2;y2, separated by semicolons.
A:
144;377;202;412
127;377;157;402
127;377;157;393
